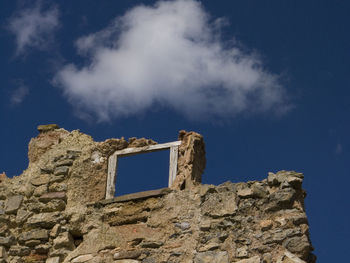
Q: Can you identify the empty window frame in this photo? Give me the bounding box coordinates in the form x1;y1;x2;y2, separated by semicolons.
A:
106;141;181;199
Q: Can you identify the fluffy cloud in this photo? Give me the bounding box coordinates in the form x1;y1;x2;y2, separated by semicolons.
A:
8;1;59;55
55;0;289;121
10;83;29;105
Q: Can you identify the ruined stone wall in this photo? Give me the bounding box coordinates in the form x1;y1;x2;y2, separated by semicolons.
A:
0;127;315;263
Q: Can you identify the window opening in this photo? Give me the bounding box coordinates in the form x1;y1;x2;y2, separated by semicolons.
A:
106;141;181;199
115;150;169;196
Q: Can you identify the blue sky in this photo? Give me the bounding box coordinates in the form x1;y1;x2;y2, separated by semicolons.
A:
1;0;349;261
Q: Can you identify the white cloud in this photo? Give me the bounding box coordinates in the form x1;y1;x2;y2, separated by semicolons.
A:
11;84;29;105
55;0;290;122
8;1;59;55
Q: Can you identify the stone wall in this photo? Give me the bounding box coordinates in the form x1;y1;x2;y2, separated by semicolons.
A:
0;126;315;263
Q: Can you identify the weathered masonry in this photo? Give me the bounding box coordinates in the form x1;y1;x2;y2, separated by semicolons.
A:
0;125;315;263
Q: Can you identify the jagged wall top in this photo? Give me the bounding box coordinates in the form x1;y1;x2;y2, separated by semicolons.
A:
0;126;315;263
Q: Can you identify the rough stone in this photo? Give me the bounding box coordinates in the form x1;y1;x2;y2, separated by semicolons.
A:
201;191;237;217
37;124;60;133
50;224;61;238
260;220;273;231
54;166;69;176
0;246;6;259
39;192;66;203
251;183;268;198
198;241;220;252
278;251;307;263
27;212;63;229
46;256;61;263
41;199;66;212
55;159;74;167
5;195;23;214
194;251;228;263
16;209;32;224
235;256;261;263
31;174;51;186
113;251;142;260
266;188;296;211
140;240;164;248
25;239;41;247
175;222;191;230
236;246;249;258
114;260;139;263
50;175;65;183
19;229;49;242
34;184;48;197
53;232;75;250
71;254;94;262
28;128;69;163
0;236;16;247
0;173;7;184
262;253;272;263
49;183;67;192
237;188;254;198
35;244;51;254
283;235;310;259
268;171;303;188
8;245;30;256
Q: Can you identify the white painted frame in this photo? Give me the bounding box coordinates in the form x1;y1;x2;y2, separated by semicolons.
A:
106;141;181;199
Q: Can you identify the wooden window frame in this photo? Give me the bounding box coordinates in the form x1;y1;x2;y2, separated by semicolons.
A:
106;141;181;199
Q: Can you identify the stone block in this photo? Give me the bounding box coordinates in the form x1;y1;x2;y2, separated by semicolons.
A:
113;250;142;260
37;124;60;133
0;236;16;247
25;239;41;247
283;235;310;259
0;246;7;259
53;232;75;250
236;246;248;258
8;245;30;256
260;220;273;231
5;195;23;214
175;222;191;230
71;254;94;262
140;240;164;248
34;184;48;197
16;209;32;224
41;200;66;212
49;183;67;192
39;192;66;203
114;260;140;263
50;224;61;238
266;188;296;211
27;212;62;229
50;175;65;183
277;251;307;263
237;188;254;198
46;256;61;263
19;229;49;242
31;174;50;186
201;192;237;218
194;251;229;263
235;256;261;263
55;159;74;167
54;166;69;176
35;244;51;254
